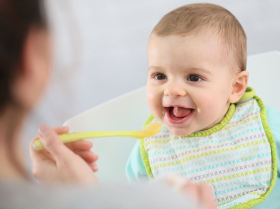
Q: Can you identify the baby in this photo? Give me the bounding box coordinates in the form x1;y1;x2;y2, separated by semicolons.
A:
126;3;280;209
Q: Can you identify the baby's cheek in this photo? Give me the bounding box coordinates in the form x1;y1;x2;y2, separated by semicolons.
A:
147;89;155;102
196;94;215;110
147;89;162;117
147;90;157;108
196;95;221;119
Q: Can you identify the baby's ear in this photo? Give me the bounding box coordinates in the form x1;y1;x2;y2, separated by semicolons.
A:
228;71;249;103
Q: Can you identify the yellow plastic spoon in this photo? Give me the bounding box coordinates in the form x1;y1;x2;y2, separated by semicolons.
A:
33;122;162;150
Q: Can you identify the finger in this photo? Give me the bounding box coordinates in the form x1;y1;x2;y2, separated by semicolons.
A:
74;150;98;162
30;126;70;162
38;124;71;161
30;137;53;163
65;140;93;151
32;126;69;140
53;126;69;134
89;161;98;172
200;184;217;209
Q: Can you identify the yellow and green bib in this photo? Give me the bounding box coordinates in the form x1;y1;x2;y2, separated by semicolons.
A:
140;88;277;209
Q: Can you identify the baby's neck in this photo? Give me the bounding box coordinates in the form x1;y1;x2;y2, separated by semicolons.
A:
0;105;27;182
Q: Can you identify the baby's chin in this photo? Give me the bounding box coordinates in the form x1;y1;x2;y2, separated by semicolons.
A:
167;125;195;136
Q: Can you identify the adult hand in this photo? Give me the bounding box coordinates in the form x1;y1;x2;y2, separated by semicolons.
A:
30;124;99;185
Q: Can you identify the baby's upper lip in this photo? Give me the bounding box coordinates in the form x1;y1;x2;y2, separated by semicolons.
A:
163;104;194;109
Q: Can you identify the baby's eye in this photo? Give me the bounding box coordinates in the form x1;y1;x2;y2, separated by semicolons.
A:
154;73;167;80
187;75;202;82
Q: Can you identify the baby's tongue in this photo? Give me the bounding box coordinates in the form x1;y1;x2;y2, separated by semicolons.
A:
173;107;191;118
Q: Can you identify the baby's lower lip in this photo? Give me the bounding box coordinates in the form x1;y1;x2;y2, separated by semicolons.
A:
165;107;194;124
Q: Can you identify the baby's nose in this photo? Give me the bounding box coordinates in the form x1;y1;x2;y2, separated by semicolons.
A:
164;83;187;97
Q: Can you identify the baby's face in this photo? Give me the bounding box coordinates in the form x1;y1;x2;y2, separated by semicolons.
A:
147;33;235;136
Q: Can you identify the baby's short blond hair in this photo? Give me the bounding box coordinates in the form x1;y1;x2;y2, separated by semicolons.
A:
152;3;247;72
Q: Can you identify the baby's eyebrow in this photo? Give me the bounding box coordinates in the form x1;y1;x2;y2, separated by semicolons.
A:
189;68;212;75
148;66;163;71
148;66;212;75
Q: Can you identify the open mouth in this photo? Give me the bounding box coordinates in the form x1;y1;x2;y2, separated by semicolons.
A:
165;106;194;124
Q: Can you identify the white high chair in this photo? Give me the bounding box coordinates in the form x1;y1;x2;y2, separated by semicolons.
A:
64;51;280;183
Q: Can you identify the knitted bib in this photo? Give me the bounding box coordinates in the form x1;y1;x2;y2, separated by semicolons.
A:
140;88;277;209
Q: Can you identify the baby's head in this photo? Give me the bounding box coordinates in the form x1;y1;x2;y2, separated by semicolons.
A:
146;3;249;136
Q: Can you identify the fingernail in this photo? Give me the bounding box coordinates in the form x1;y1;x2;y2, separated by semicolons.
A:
39;125;50;136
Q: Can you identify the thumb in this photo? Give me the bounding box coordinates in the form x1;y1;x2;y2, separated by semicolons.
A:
200;184;217;209
38;124;69;160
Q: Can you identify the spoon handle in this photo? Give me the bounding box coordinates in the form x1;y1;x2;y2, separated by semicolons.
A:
33;131;135;150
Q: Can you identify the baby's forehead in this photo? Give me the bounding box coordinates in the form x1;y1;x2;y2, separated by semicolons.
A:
185;32;238;73
151;30;226;52
149;32;235;72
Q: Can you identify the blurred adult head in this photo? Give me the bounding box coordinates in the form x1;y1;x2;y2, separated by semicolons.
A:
0;0;51;178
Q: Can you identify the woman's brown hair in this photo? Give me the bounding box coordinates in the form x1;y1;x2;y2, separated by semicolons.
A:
0;0;47;178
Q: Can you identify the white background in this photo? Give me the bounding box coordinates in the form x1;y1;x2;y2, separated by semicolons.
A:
23;0;280;167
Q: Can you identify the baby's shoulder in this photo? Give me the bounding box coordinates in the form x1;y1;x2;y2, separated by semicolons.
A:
265;104;280;116
265;104;280;125
264;104;280;140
